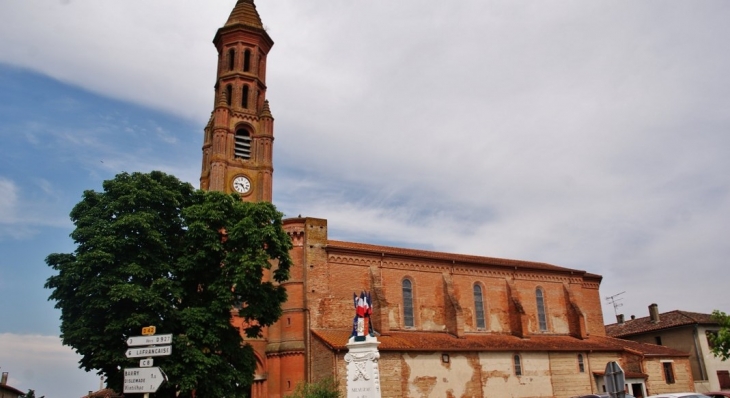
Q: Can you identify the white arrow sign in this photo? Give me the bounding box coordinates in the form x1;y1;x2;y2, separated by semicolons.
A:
123;367;167;394
126;345;172;358
127;334;173;347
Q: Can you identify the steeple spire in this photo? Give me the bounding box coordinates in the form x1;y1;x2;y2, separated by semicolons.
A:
201;0;275;202
225;0;264;30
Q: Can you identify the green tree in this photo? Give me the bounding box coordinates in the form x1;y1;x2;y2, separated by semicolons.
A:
21;389;36;398
45;171;292;397
286;378;341;398
709;310;730;360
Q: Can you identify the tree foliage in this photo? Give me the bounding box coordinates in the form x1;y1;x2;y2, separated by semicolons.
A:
286;378;341;398
709;310;730;360
21;389;36;398
45;171;292;397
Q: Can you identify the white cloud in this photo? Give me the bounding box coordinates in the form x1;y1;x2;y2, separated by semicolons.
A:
0;178;19;224
0;177;70;239
1;0;729;328
0;333;100;397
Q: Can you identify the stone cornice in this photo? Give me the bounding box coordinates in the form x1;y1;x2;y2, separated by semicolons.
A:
327;253;591;285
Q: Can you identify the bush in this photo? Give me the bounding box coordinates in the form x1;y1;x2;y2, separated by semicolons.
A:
286;377;341;398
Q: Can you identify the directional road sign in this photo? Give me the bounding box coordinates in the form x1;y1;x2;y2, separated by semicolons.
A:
126;345;172;358
604;361;626;398
123;367;167;394
127;334;173;347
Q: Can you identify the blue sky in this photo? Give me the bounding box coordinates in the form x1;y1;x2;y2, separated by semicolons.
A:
0;63;203;395
2;0;730;396
0;63;201;333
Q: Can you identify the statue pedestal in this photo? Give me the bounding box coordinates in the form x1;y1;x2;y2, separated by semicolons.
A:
344;335;381;398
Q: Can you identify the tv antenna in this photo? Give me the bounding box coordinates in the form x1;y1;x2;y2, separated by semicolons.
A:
605;291;625;317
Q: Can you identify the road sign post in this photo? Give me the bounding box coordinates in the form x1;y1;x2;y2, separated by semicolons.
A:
126;345;172;358
123;367;167;394
125;327;172;397
604;361;626;398
127;334;172;347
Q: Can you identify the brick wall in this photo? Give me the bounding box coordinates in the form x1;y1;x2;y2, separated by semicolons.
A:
550;352;594;398
645;358;694;395
586;352;622;393
309;335;335;382
270;216;613;397
307;249;604;337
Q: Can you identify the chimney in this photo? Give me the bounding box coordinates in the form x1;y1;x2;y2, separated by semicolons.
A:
631;315;636;320
617;314;625;324
1;372;8;385
649;303;660;323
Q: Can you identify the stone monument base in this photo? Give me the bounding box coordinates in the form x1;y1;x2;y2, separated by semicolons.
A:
345;335;381;398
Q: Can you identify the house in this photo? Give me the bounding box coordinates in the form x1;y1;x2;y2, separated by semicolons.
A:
0;373;25;398
80;389;124;398
606;304;730;393
201;1;698;397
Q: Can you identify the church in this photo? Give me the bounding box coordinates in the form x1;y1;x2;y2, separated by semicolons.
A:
200;1;695;397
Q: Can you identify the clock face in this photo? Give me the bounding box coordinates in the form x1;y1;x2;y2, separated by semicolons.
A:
232;176;251;194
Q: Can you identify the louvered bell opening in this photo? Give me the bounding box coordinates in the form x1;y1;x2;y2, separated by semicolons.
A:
235;130;251;159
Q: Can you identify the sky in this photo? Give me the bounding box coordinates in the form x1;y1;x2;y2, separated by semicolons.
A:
1;0;729;396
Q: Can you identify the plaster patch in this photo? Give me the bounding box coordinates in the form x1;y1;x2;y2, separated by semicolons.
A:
551;315;569;333
404;353;471;398
388;306;399;328
490;313;503;332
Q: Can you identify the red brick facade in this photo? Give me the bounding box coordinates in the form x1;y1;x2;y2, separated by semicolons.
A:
202;2;696;397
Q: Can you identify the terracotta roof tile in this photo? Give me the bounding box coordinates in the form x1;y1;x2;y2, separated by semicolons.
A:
81;389;123;398
326;240;596;276
606;310;717;338
311;329;687;357
0;384;25;396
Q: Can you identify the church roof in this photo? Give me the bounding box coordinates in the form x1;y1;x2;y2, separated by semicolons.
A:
327;240;597;276
225;0;264;30
605;310;718;338
311;329;689;357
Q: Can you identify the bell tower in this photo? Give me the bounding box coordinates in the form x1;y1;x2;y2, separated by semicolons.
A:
200;0;274;202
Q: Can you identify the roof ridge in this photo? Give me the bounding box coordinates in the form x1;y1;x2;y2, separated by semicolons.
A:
676;310;699;323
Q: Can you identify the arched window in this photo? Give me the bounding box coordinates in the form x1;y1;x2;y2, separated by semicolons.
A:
241;85;249;109
577;354;585;373
228;48;235;71
243;49;251;72
513;354;522;376
225;85;233;106
402;279;414;328
536;288;547;331
234;129;251;159
474;284;486;330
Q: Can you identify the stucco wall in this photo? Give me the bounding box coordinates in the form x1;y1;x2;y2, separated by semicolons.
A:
697;325;730;392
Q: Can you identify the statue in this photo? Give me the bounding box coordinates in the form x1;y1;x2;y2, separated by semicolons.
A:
351;291;375;341
346;291;381;398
